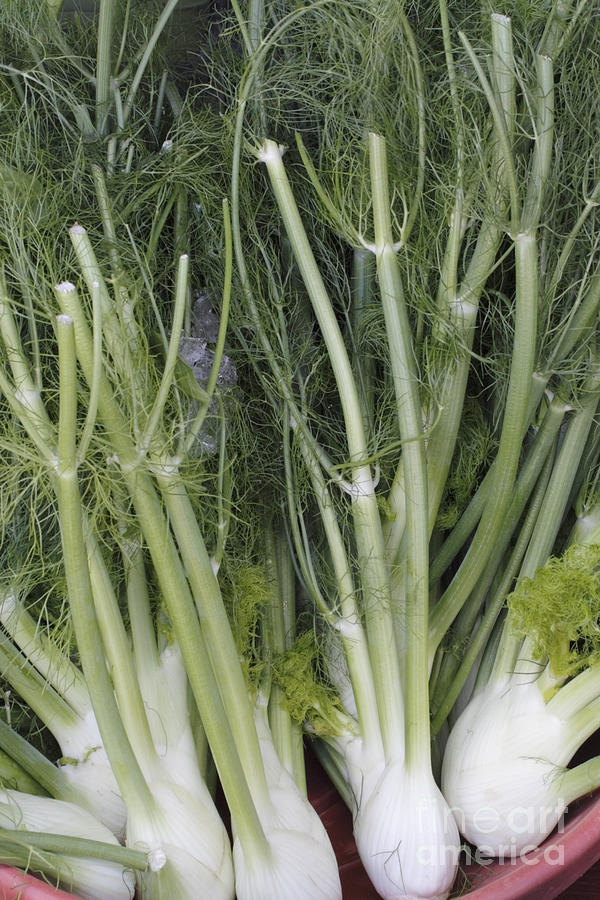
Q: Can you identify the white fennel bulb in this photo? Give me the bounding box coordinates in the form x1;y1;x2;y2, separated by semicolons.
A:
353;759;459;900
0;789;135;900
126;776;234;900
0;591;127;838
135;641;208;791
231;699;342;900
441;677;569;856
58;714;127;838
442;543;600;858
232;826;342;900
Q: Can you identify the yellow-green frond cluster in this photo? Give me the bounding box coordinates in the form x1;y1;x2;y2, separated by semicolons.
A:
225;564;269;689
271;632;351;738
508;543;600;678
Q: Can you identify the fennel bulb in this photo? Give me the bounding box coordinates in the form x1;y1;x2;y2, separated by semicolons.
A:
442;542;600;857
441;676;568;855
127;777;234;900
0;790;136;900
231;698;342;900
232;826;341;900
0;588;127;839
126;637;235;900
57;726;126;840
346;743;459;900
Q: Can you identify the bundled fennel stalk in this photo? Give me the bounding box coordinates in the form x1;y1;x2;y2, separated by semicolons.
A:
0;4;342;899
59;207;341;899
213;0;600;897
0;2;233;897
432;6;600;864
0;141;343;896
224;3;460;897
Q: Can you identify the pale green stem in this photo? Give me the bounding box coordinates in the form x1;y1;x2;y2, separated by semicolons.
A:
95;0;116;136
429;231;539;652
113;0;131;76
247;0;264;51
153;467;274;818
54;314;154;814
123;537;161;679
522;55;555;231
0;829;147;872
210;402;232;574
112;75;126;137
382;459;407;564
260;138;403;759
538;0;578;59
431;437;556;733
459;30;519;232
153;71;169;134
548;666;600;721
0;592;90;719
423;221;504;548
369;132;429;768
263;521;305;793
146;192;180;267
283;416;332;615
310;740;354;811
83;517;159;775
429;371;548;584
0;638;80;745
0;721;85;805
520;375;600;579
351;248;377;437
228;0;251;55
429;467;490;585
122;0;181;128
558;754;600;809
472;612;506;695
0;283;56;461
138;253;188;456
246;0;267;134
75;279;102;465
72;217;138;353
91;164;122;277
0;749;46;797
547;263;600;373
490;14;517;135
165;80;184;118
294;426;384;753
54;284;270;859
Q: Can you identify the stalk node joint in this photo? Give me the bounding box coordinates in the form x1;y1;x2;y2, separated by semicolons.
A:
55;282;77;295
334;616;363;642
14;387;41;411
147;848;167;871
257;141;285;164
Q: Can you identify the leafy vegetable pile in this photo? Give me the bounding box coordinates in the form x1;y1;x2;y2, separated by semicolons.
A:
0;1;599;899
